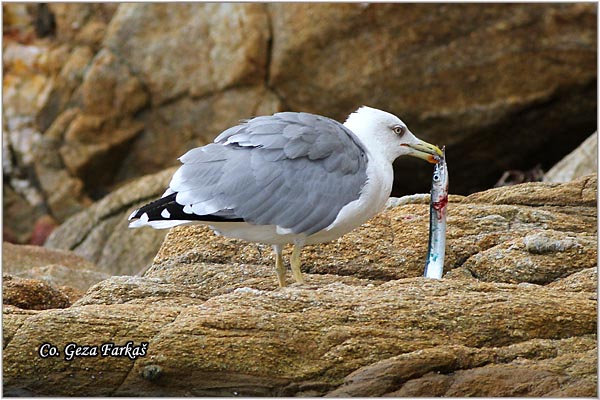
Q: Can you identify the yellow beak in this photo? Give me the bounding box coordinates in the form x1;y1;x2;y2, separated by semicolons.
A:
403;139;444;164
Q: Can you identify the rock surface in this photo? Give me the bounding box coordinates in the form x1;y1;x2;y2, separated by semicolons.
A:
268;2;597;195
3;275;71;310
3;4;597;244
2;242;109;297
328;335;597;397
545;131;598;183
152;175;597;284
3;242;96;272
45;167;176;276
3;176;597;396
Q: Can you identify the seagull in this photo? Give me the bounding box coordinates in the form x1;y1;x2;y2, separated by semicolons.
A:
128;106;442;286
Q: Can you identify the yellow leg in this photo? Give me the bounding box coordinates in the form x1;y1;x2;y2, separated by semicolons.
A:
273;245;287;287
290;242;305;284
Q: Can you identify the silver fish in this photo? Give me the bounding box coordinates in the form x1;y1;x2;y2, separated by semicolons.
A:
424;146;448;279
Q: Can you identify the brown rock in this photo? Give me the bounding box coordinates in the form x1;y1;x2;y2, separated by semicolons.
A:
38;45;94;131
378;336;597;397
269;3;597;195
3;37;94;227
3;305;39;349
152;175;596;284
35;166;90;221
329;335;597;397
2;182;46;244
30;110;92;222
546;267;597;293
3;304;180;396
115;85;282;182
466;173;597;207
463;229;597;284
6;176;597;396
3;242;97;273
53;48;148;192
15;265;109;294
2;277;595;396
48;3;117;47
45;167;176;276
103;3;270;105
59;115;144;189
80;48;148;117
3;242;109;293
3;275;71;310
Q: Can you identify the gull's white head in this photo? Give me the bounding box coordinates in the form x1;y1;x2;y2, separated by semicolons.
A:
344;106;442;164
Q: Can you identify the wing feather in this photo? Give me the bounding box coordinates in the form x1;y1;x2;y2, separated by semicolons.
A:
158;111;368;235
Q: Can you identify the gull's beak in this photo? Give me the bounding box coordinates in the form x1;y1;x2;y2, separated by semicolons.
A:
403;139;444;164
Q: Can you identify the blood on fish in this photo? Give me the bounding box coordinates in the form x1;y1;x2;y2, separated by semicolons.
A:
433;194;448;219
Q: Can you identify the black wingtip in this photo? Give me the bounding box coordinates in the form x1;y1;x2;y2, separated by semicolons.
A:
129;192;245;224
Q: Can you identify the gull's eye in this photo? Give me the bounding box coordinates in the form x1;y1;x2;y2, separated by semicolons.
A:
392;125;405;136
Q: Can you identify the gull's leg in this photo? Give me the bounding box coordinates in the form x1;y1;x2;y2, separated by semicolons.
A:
290;240;305;284
272;244;287;287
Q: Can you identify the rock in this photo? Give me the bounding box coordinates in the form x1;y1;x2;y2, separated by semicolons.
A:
3;242;109;293
39;46;94;130
29;214;58;245
3;3;597;240
114;85;282;183
3;177;597;396
328;335;597;397
15;265;109;295
2;277;596;396
103;3;269;105
462;229;596;284
3;242;97;273
58;47;148;194
80;49;148;117
45;167;176;276
269;3;597;195
152;175;596;284
465;173;597;207
102;4;282;183
546;267;597;293
33;160;90;221
545;132;598;183
2;32;94;226
2;182;46;244
3;306;39;348
3;303;180;396
3;5;37;44
2;39;55;229
3;275;71;310
48;3;117;47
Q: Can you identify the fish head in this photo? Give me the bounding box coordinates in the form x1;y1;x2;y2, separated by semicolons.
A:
431;146;449;200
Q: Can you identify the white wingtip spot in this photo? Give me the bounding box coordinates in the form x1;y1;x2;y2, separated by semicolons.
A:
128;219;145;228
162;187;175;198
183;204;193;214
145;220;192;229
161;208;171;219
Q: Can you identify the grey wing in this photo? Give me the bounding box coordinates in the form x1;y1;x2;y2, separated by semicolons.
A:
169;112;368;235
